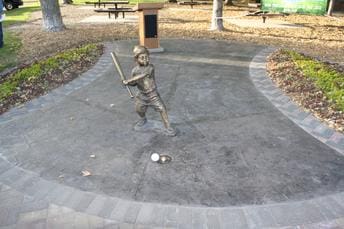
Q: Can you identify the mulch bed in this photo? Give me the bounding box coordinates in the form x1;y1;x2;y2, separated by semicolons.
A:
0;44;103;115
266;49;344;132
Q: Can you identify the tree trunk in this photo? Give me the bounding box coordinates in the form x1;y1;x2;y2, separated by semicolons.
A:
210;0;224;31
39;0;65;32
224;0;234;6
327;0;335;16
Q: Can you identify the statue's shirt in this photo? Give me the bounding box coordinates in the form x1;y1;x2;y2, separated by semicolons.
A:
132;64;165;107
131;64;159;102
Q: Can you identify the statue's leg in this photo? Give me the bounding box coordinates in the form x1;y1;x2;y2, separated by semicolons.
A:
159;110;176;136
152;99;169;129
159;108;170;129
148;94;176;136
155;101;176;136
135;101;147;126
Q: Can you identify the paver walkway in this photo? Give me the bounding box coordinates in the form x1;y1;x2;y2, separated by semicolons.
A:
0;39;344;228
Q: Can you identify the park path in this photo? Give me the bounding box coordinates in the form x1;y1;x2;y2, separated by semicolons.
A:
0;39;344;228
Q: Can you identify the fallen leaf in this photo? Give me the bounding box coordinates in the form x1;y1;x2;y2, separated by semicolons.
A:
81;170;92;177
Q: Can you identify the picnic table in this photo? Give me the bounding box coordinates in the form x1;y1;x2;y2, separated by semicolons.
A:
94;7;136;19
177;0;199;9
177;0;210;9
246;11;287;23
85;0;129;8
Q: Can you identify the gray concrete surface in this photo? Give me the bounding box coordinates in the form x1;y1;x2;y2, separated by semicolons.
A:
0;39;344;228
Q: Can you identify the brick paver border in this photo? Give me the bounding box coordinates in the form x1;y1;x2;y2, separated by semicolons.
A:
1;156;344;228
0;43;114;125
249;48;344;155
1;41;344;228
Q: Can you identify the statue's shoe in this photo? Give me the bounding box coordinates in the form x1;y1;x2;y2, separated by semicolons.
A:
164;127;177;137
135;118;147;127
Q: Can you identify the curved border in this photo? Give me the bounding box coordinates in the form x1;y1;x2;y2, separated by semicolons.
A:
2;156;344;228
249;48;344;156
0;43;114;125
0;41;344;228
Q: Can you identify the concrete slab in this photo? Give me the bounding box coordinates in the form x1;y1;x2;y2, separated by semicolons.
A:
1;39;344;208
1;39;344;228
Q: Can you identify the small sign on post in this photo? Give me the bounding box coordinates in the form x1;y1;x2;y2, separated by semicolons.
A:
134;3;164;52
262;0;327;15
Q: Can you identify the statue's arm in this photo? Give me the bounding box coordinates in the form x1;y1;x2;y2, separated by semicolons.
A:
123;73;147;85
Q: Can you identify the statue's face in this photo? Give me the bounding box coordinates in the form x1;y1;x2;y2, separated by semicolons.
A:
137;53;149;66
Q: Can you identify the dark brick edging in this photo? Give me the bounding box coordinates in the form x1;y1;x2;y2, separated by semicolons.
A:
0;43;114;125
0;42;344;228
249;48;344;155
1;155;344;228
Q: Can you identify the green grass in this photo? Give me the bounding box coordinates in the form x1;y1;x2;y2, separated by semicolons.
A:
0;44;99;102
69;0;85;5
287;50;344;111
3;4;41;27
1;1;40;73
0;32;22;72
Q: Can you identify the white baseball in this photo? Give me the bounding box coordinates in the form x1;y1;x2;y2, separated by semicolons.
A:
151;153;160;162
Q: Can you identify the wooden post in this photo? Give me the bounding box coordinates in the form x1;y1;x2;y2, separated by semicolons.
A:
134;3;164;52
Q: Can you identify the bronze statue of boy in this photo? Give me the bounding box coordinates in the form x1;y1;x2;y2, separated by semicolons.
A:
123;45;176;136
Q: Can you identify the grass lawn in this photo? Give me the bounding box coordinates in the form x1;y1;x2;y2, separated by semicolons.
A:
1;0;40;73
0;32;21;72
3;2;40;27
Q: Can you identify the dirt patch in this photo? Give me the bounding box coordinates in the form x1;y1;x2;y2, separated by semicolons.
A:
267;49;344;132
